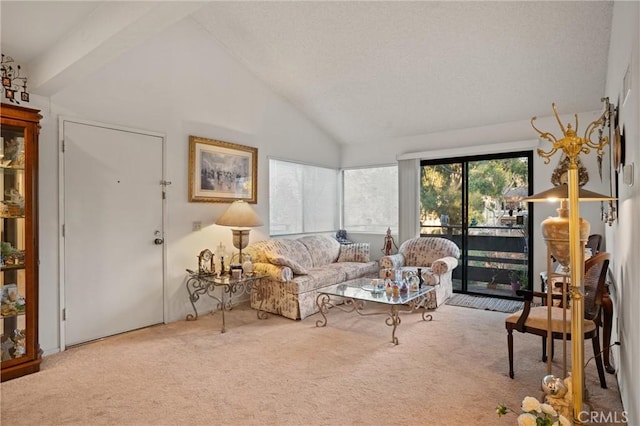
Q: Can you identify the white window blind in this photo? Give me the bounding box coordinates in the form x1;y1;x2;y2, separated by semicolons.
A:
343;165;398;234
269;159;338;235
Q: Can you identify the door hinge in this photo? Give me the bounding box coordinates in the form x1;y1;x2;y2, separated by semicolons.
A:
62;308;66;321
61;140;65;152
62;224;65;237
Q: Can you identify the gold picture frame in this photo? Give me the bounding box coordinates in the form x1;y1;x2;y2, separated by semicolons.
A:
188;136;257;203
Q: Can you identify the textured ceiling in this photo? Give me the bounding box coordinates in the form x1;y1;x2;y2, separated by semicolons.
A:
2;1;613;145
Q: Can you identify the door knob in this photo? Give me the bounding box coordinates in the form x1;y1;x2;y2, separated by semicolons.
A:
154;238;164;245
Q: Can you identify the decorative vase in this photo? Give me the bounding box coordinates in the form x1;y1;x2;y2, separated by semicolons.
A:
242;254;253;275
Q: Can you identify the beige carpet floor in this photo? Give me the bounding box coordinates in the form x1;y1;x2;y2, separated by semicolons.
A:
0;303;625;425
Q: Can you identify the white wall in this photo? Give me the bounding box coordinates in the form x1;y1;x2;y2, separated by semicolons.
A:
32;17;341;355
604;1;640;422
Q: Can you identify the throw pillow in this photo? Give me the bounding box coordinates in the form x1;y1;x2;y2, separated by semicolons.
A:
337;243;370;263
266;253;308;275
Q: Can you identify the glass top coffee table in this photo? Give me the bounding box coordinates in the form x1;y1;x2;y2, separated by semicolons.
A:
315;277;436;345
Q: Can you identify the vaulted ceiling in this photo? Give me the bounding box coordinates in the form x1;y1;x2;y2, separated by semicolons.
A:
1;1;613;145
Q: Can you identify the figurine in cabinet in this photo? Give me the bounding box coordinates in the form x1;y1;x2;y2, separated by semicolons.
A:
1;136;23;167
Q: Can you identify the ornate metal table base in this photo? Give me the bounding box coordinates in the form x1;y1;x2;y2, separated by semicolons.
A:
315;293;433;345
185;272;267;333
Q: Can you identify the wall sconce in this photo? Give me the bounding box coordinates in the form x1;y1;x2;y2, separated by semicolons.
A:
1;54;29;103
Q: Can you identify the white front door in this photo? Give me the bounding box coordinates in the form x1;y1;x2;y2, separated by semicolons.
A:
62;120;165;346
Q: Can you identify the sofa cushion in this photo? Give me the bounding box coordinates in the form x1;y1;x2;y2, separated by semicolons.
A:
337;243;370;263
285;268;346;295
266;253;308;275
245;239;313;270
297;235;341;267
325;261;379;281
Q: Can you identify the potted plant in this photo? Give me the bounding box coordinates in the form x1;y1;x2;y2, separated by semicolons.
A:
509;269;528;293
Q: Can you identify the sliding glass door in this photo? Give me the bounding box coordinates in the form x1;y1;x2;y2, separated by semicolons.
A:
420;152;533;299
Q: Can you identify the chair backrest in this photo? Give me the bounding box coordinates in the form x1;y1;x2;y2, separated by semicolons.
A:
398;237;460;266
583;252;610;321
586;234;603;255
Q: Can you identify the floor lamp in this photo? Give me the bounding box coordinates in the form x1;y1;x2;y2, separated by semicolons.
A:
525;184;613;380
530;98;613;422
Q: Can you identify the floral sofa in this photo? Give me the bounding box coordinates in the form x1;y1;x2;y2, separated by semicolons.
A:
244;235;378;320
379;237;460;309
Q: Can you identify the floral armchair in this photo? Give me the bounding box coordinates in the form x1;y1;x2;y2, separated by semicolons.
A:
379;237;460;309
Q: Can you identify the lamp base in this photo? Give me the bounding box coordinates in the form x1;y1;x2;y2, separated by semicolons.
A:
230;229;251;250
541;200;590;267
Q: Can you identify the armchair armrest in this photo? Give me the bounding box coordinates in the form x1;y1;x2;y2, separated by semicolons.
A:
431;256;458;275
517;289;566;305
380;253;405;269
252;262;293;282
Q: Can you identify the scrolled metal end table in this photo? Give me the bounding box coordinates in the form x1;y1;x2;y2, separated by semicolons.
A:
185;270;267;333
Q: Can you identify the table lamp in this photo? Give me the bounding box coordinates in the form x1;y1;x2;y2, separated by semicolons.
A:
215;200;263;264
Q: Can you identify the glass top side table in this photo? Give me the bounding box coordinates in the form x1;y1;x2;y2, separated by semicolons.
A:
185;270;267;333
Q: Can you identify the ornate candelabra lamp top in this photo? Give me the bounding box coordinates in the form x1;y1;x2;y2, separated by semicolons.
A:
529;98;612;423
532;100;610;166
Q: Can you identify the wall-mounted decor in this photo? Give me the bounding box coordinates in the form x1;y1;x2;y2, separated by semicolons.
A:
622;62;631;106
623;163;634;187
602;100;618;225
614;124;625;173
1;54;29;104
188;136;257;203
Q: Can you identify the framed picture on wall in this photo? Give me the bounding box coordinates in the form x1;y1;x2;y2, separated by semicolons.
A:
188;135;258;203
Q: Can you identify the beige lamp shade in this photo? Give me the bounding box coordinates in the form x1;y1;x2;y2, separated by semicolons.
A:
215;200;264;228
215;200;263;254
523;184;615;203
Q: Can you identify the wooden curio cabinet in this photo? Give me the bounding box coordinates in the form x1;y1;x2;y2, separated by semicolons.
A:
0;103;41;381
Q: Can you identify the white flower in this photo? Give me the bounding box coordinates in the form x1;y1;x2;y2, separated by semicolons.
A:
517;413;538;426
522;396;542;413
541;403;558;417
497;394;571;425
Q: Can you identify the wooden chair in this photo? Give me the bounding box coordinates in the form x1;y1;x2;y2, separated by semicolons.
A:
505;252;610;389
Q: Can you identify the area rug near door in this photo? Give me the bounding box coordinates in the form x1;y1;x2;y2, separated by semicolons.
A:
445;293;523;313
